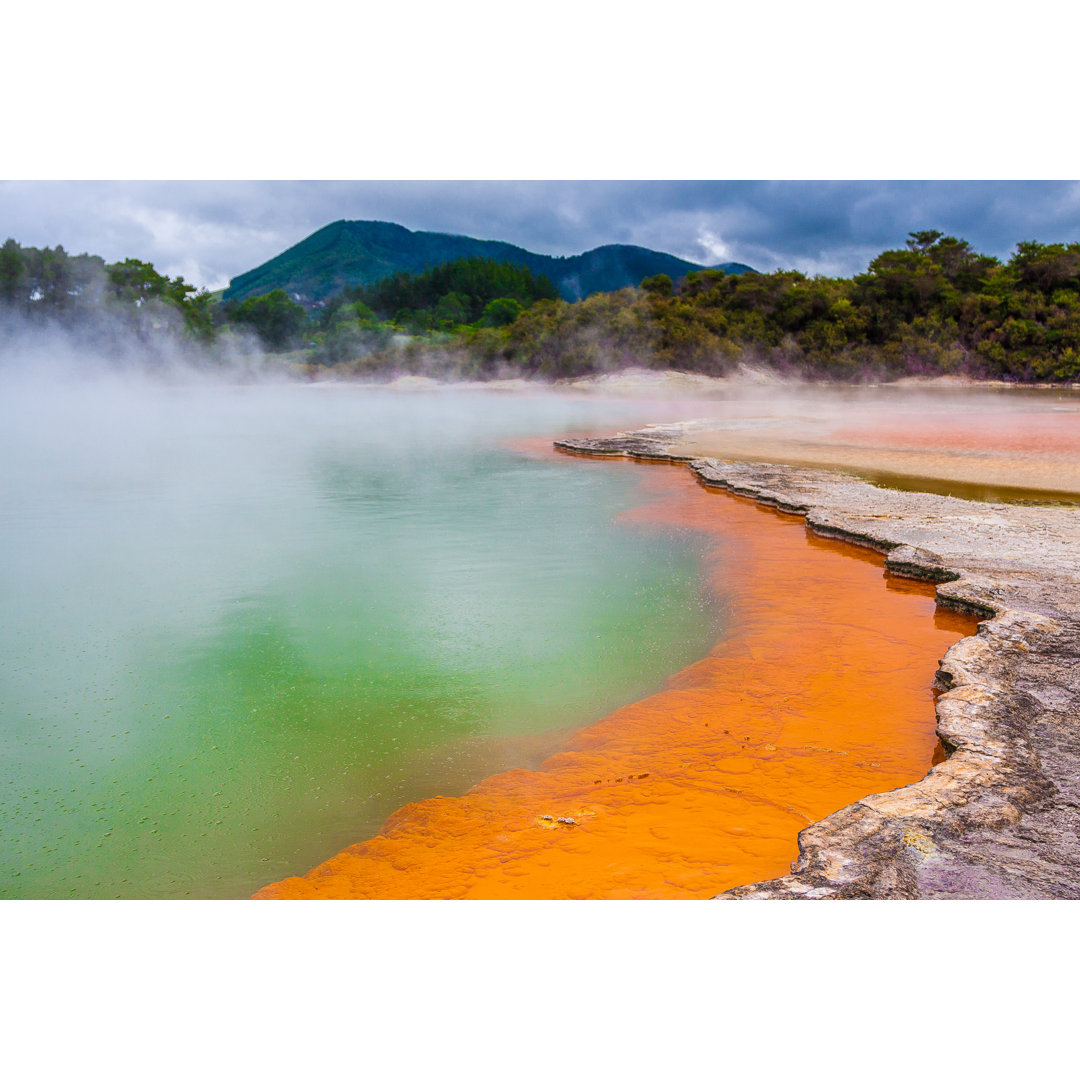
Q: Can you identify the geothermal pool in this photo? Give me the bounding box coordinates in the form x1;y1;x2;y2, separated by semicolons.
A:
10;376;1043;900
256;454;976;899
0;381;728;899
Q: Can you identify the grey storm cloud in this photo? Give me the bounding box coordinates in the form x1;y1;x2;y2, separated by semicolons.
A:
2;180;1079;292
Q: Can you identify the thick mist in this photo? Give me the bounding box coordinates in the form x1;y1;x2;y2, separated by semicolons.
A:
0;302;276;388
0;331;735;899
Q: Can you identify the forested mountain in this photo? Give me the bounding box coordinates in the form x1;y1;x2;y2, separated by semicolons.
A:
222;219;755;305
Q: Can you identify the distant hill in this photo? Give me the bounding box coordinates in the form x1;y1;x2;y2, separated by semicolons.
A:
222;220;755;305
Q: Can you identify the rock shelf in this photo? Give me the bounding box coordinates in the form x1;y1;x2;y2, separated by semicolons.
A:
555;428;1080;899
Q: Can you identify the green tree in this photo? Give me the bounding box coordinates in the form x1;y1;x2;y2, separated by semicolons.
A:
0;238;26;304
641;273;673;296
107;258;176;304
477;297;524;327
225;289;308;350
1010;241;1080;292
433;291;471;328
906;230;944;253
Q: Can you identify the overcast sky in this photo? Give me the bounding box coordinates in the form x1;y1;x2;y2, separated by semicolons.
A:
3;180;1079;293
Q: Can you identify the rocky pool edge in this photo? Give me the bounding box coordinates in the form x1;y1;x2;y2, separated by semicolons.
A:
555;426;1080;899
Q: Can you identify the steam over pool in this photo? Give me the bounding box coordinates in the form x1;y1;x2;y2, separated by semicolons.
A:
0;377;724;898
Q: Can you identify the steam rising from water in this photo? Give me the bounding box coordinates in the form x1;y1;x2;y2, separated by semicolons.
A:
0;305;273;388
0;330;733;898
4;310;1078;898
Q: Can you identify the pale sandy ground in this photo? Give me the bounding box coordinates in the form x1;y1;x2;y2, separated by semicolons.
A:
563;368;1080;500
338;367;1080;499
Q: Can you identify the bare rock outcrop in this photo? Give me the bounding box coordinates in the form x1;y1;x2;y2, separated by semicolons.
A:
555;429;1080;899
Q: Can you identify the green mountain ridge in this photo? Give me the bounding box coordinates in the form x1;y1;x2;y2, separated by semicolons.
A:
223;219;755;305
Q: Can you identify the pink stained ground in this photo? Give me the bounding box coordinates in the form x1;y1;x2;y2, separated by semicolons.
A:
666;386;1080;498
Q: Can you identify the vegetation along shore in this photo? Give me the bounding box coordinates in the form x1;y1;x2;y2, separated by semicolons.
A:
5;225;1080;385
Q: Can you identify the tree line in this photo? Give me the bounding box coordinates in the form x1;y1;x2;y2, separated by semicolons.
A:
0;238;215;342
435;231;1080;382
215;255;560;361
6;233;1080;383
296;232;1080;382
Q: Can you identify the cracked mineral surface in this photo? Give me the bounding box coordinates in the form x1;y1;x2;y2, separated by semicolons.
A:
555;427;1080;899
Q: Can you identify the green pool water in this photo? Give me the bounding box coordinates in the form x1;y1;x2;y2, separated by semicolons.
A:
0;380;725;898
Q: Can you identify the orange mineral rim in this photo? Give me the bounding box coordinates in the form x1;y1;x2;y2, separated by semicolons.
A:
253;454;976;900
